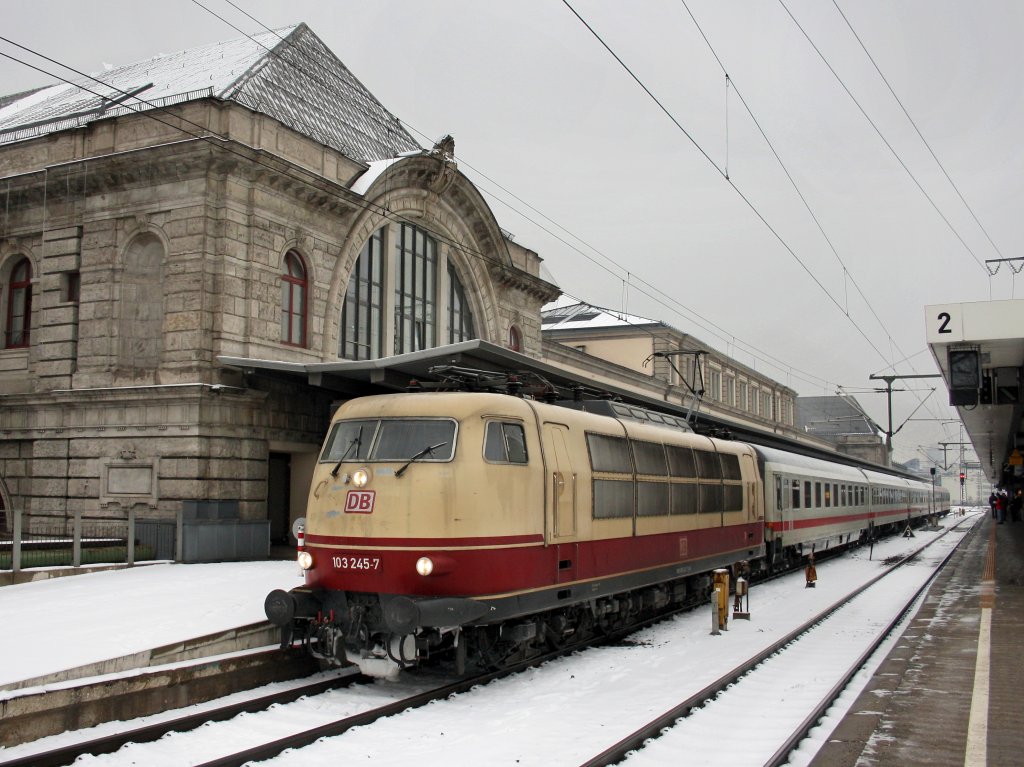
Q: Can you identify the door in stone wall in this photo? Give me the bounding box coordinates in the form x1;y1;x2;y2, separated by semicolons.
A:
267;453;291;544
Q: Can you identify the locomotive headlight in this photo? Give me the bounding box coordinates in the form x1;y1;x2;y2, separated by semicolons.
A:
415;556;434;576
297;551;314;570
352;468;370;488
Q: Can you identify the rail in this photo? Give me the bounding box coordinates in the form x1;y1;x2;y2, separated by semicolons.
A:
576;516;975;766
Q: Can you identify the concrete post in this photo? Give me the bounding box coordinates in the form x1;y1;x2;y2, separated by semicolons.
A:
175;507;183;563
72;511;82;568
12;509;21;573
711;587;720;636
128;508;136;566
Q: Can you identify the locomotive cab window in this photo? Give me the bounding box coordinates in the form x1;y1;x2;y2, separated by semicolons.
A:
484;421;528;464
320;418;456;463
321;419;375;462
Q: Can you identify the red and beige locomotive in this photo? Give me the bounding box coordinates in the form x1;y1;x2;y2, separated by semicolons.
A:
265;387;947;677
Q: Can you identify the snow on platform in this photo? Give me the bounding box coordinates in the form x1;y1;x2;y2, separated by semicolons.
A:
0;560;301;689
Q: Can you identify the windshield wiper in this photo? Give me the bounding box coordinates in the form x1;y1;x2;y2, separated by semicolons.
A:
395;441;447;478
330;426;363;478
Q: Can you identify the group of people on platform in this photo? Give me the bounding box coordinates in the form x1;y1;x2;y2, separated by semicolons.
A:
989;488;1023;524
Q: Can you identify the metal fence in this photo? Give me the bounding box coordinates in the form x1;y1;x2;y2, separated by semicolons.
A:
1;509;171;572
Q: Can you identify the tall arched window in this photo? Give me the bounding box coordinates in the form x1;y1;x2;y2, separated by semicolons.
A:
448;263;475;344
281;250;307;347
395;224;436;355
340;231;383;360
5;258;31;349
119;233;165;370
340;223;481;361
508;325;522;352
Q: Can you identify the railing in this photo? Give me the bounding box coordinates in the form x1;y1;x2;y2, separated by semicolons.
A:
1;510;170;572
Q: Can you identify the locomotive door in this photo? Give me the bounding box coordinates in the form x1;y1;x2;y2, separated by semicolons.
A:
542;422;577;540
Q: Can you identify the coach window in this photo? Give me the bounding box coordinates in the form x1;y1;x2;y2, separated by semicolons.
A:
695;449;723;514
720;454;743;511
484;421;528;464
587;433;633;520
5;257;31;348
790;479;801;509
666;444;698;515
815;482;822;507
587;433;632;472
281;250;307;347
634;440;670;517
804;481;813;507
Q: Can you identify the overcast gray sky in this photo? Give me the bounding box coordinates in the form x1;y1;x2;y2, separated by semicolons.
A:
3;0;1019;467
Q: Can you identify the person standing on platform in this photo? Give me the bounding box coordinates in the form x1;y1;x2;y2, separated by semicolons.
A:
1011;489;1023;523
989;491;998;519
996;491;1007;524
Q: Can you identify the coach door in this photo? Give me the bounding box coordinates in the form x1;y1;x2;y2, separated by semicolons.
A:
542;422;577;540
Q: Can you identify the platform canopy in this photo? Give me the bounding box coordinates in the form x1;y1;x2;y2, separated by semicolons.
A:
220;339;912;476
925;299;1024;483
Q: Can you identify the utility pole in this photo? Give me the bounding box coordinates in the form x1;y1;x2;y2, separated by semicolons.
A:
868;373;943;460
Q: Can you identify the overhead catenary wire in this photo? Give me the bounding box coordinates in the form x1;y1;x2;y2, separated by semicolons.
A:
777;0;989;276
676;0;948;426
831;0;1008;263
560;0;894;373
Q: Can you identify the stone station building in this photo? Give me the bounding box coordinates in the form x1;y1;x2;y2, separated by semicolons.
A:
0;24;558;543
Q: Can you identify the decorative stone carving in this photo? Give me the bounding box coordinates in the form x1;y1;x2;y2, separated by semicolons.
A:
428;134;457;195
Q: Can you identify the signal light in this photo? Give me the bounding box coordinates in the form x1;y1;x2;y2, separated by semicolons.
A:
959;472;966;485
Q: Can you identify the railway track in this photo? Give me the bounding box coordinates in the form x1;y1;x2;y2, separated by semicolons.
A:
0;593;695;767
0;518;971;767
579;515;977;766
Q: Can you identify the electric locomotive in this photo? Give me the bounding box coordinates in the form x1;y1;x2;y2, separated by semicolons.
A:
265;388;944;677
265;390;763;677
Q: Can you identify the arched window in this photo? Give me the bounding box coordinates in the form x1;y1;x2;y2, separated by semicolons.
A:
5;258;31;348
340;223;480;361
340;231;383;360
119;234;165;369
508;324;521;352
281;250;307;347
395;224;437;354
448;263;475;344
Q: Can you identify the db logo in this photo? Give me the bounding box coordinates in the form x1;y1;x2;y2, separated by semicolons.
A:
345;490;376;514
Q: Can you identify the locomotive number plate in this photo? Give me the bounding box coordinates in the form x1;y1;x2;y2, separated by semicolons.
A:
331;555;382;572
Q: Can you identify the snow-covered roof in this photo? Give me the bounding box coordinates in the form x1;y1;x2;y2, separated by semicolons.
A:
541;300;662;332
795;395;880;437
0;23;420;162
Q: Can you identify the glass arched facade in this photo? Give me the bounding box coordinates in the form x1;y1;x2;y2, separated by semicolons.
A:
341;223;475;360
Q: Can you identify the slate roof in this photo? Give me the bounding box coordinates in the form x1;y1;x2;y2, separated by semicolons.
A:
541;301;661;331
795;395;880;437
0;23;420;163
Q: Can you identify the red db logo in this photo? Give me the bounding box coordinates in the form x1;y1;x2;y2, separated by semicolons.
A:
345;490;376;514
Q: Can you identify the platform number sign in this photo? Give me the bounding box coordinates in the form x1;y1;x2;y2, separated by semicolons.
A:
936;312;952;333
345;490;376;514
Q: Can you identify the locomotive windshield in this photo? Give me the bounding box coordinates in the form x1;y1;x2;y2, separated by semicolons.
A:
320;418;456;463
